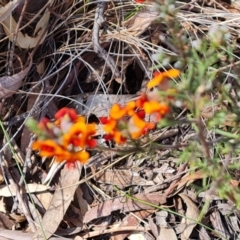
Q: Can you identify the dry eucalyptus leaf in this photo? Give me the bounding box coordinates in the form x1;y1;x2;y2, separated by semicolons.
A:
0;183;50;197
36;191;53;211
0;229;71;240
0;169;4;185
0;197;6;213
155;210;178;240
9;213;26;223
199;227;211;240
229;215;240;233
83;94;135;118
210;211;230;239
128;233;147;240
33;163;82;240
0;57;32;98
95;169;154;187
74;237;84;240
156;210;168;227
217;203;234;216
157;224;178;240
75;187;90;216
179;193;200;240
2;0;54;49
0;212;16;229
122;7;159;36
112;210;156;240
83;192;166;223
175;170;205;195
0;0;24;22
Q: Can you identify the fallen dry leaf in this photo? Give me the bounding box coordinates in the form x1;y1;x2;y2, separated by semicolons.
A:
2;0;54;49
0;169;4;185
0;197;6;213
199;227;212;240
83;192;166;223
0;228;72;240
83;94;135;118
9;213;26;223
74;237;84;240
179;193;200;240
158;225;178;240
0;212;16;229
122;6;159;36
156;211;178;240
75;187;90;216
0;0;24;22
0;183;50;197
95;169;154;187
174;170;206;194
0;57;32;98
229;215;240;233
210;210;230;239
33;163;82;240
36;191;53;211
128;233;147;240
111;210;156;240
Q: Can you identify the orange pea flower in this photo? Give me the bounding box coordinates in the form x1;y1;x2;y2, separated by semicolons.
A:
32;139;90;164
100;117;117;133
104;133;125;144
62;121;96;148
136;94;148;109
55;107;78;121
30;108;97;166
37;117;57;137
109;104;128;120
147;69;180;89
112;131;127;144
128;114;155;139
143;101;170;116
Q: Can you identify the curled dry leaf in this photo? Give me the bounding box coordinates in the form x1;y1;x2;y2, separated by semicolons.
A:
2;0;54;49
179;193;200;240
210;211;230;239
0;57;32;98
0;0;24;22
122;6;159;36
0;212;16;229
155;210;178;240
111;210;156;240
157;225;177;240
174;170;206;195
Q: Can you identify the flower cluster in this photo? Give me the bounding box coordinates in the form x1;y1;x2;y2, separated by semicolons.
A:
27;69;180;166
27;108;96;166
100;69;180;144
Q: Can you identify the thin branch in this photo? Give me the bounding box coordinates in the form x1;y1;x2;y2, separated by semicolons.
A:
92;2;122;83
